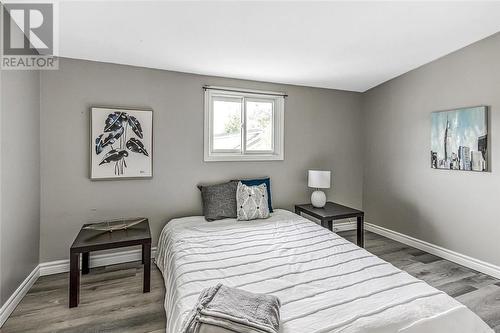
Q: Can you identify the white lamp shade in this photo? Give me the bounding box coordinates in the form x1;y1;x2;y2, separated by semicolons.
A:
308;170;331;189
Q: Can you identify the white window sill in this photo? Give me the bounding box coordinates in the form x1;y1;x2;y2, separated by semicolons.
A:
204;153;284;162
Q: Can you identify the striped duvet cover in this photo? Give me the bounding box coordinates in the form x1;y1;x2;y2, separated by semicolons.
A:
156;209;492;333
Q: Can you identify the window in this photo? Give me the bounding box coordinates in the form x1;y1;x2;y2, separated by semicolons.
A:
204;87;285;161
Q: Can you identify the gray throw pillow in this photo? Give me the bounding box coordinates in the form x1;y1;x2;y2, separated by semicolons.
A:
200;181;238;221
237;182;270;221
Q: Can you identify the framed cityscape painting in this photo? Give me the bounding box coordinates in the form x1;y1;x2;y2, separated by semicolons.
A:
90;107;153;180
431;106;488;172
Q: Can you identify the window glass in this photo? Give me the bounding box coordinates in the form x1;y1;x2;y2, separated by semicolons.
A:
212;98;242;151
246;100;273;151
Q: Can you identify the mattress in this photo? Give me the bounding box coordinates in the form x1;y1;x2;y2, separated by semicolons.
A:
156;209;492;333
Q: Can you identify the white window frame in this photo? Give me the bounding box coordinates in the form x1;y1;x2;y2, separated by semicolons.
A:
204;87;285;162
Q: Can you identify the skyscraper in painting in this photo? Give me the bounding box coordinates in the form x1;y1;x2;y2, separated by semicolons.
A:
478;135;487;161
431;151;438;168
471;151;485;171
444;117;452;162
458;146;471;171
431;106;488;172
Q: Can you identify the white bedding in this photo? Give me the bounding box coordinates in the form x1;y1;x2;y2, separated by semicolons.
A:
156;209;492;333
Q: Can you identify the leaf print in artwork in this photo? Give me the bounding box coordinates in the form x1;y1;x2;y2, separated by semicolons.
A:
128;115;143;139
104;112;128;132
94;108;150;177
99;149;128;165
95;127;124;154
95;134;105;155
126;137;149;156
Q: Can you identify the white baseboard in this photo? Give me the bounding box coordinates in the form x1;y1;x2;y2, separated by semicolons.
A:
332;221;357;232
299;212;358;232
365;222;500;280
0;265;40;327
39;247;157;276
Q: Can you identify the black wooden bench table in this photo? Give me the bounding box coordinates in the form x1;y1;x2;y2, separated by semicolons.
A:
295;202;364;248
69;219;151;308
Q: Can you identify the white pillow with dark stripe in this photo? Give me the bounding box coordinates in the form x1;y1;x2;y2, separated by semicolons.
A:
236;182;270;221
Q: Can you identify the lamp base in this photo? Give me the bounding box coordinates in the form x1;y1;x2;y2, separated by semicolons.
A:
311;190;326;208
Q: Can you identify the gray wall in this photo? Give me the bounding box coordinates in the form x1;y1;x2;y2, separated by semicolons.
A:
363;32;500;266
0;68;41;305
39;58;363;262
0;66;2;306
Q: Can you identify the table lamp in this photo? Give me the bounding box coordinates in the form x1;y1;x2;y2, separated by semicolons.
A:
308;170;331;208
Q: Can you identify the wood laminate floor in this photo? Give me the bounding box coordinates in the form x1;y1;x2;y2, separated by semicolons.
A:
2;230;500;333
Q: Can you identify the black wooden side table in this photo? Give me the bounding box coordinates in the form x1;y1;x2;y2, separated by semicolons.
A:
69;219;151;308
295;202;364;248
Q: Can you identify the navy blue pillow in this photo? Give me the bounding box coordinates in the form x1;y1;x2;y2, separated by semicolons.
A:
240;178;273;212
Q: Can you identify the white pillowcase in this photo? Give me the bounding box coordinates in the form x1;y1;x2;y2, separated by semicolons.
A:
236;182;270;221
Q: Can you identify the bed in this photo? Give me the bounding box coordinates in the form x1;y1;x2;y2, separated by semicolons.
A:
156;209;493;333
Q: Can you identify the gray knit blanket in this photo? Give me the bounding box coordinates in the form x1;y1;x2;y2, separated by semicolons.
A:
181;284;281;333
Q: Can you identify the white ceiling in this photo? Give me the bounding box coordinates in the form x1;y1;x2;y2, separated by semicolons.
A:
57;1;500;92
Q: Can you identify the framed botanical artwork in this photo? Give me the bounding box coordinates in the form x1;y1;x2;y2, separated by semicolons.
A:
90;106;153;180
431;106;488;172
